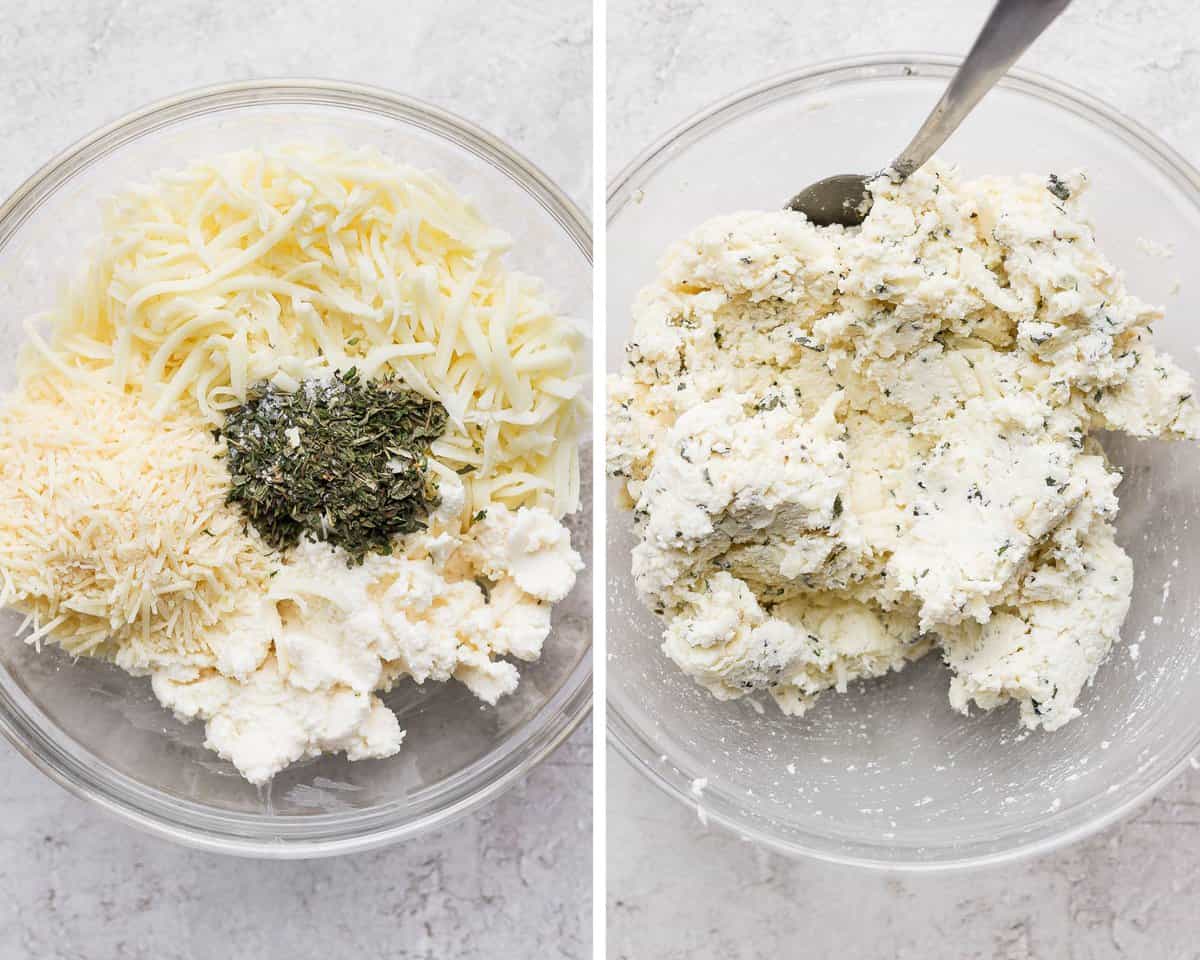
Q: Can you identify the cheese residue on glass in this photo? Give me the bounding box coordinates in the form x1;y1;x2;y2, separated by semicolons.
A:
0;145;586;784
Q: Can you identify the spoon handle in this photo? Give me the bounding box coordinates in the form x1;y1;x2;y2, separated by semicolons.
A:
891;0;1073;178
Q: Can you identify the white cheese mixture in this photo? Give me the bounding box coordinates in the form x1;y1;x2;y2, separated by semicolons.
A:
153;482;581;783
609;161;1197;731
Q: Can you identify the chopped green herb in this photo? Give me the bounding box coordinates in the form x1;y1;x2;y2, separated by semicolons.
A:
1047;174;1071;202
220;368;448;562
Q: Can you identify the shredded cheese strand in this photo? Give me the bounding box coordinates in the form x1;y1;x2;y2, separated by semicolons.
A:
31;145;586;516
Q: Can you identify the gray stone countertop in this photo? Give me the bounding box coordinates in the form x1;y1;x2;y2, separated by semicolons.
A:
0;2;591;958
608;1;1200;958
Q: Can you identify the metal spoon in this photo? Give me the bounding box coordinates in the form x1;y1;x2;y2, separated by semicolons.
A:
786;0;1073;227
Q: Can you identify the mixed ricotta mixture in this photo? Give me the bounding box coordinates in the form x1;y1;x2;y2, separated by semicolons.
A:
608;161;1197;731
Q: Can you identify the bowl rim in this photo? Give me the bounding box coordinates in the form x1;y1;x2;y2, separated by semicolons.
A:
0;77;593;859
606;51;1200;872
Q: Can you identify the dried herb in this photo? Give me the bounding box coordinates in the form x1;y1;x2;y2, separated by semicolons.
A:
220;368;448;562
1047;174;1071;202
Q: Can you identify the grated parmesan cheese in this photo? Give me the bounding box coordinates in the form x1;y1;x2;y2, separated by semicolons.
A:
0;372;273;669
24;145;587;518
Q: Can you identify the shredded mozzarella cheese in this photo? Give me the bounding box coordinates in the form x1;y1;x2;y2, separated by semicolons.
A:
24;145;586;517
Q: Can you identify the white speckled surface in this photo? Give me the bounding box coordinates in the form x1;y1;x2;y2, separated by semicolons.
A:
0;2;591;958
608;1;1200;957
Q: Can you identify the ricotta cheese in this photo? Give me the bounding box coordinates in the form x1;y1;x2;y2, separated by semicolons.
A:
151;504;580;784
609;160;1197;731
463;504;584;603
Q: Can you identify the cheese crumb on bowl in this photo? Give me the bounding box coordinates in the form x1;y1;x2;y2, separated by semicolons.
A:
0;142;586;789
609;159;1197;734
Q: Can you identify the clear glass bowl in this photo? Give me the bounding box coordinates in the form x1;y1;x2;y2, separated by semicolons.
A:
607;54;1200;870
0;80;592;857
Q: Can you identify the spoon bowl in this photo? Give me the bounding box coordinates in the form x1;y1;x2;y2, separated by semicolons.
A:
786;0;1072;225
786;172;875;227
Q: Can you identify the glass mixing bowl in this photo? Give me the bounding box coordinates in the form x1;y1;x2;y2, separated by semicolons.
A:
607;55;1200;869
0;80;592;857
